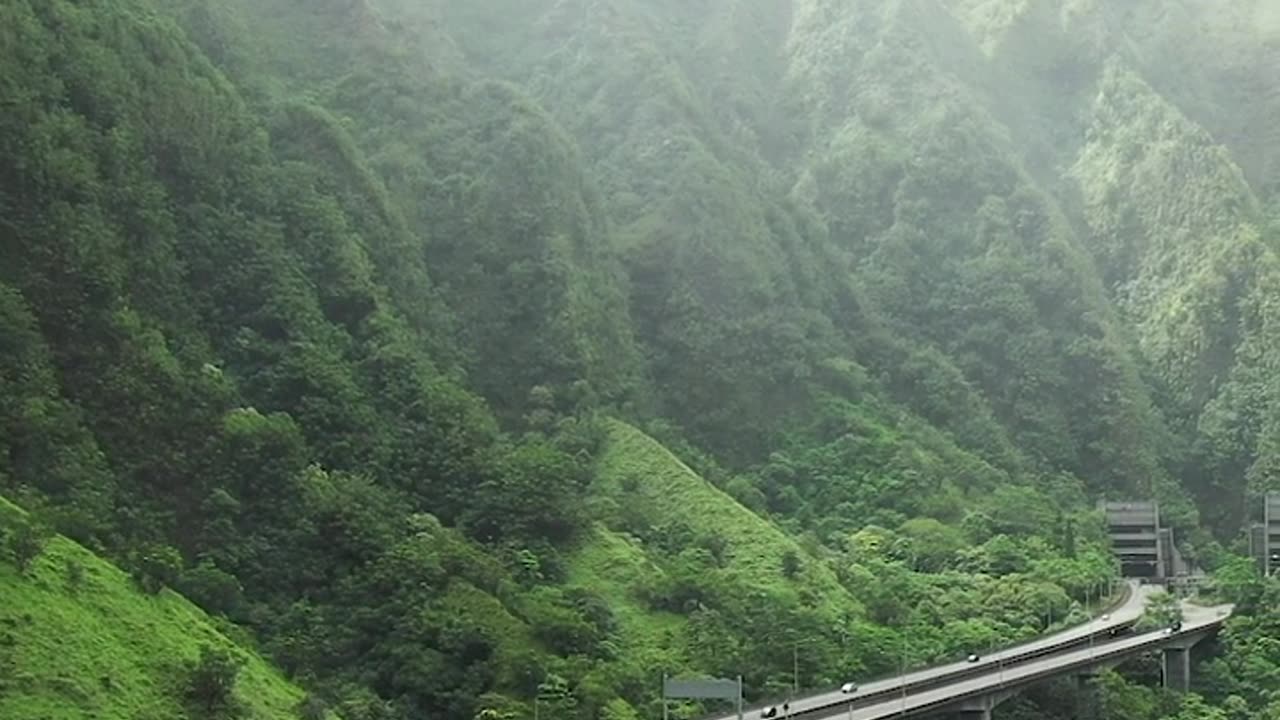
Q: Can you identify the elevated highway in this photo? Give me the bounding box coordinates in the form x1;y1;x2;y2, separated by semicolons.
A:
711;583;1231;720
813;600;1230;720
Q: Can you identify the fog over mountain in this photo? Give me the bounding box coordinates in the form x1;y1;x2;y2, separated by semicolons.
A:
2;1;1280;719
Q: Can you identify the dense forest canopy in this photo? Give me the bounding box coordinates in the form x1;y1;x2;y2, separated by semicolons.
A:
3;1;1280;719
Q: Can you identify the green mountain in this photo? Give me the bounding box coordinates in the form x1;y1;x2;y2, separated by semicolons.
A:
5;0;1280;719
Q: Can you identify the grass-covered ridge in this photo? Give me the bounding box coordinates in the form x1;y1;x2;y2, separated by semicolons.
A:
5;0;1280;719
0;496;310;720
560;420;866;699
593;420;860;614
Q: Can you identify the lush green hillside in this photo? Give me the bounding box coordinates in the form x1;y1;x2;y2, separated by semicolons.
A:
0;497;312;720
594;421;858;611
565;420;1115;699
5;0;1280;719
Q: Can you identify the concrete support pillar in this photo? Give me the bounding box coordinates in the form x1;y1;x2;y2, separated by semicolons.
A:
950;711;991;720
1162;646;1191;691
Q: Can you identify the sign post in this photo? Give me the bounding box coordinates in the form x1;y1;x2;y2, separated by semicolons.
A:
662;675;668;720
663;676;744;720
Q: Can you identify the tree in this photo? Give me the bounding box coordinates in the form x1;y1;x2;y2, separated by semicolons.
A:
1143;591;1184;628
524;587;602;657
982;535;1031;575
133;543;184;594
463;439;588;543
781;550;802;578
1211;556;1264;609
536;674;577;719
185;645;243;717
65;559;86;593
1172;693;1228;720
296;694;329;720
179;559;245;616
335;688;398;720
1060;515;1077;559
1097;670;1158;720
474;707;516;720
7;520;48;574
898;517;965;572
600;699;640;720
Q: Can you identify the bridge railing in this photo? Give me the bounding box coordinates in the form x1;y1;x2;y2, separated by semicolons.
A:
845;613;1232;720
717;583;1137;720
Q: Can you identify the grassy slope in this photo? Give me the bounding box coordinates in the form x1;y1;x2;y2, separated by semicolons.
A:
0;498;310;720
575;420;863;619
566;524;689;666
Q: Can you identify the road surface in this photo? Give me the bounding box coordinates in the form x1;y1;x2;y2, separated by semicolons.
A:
808;599;1233;720
713;581;1158;720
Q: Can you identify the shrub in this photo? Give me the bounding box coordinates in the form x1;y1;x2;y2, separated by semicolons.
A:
185;645;243;718
132;544;184;594
7;520;48;573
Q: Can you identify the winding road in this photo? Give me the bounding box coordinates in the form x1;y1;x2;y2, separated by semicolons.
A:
709;582;1232;720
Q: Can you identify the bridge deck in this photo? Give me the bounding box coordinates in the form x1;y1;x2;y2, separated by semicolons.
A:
710;582;1152;720
809;602;1231;720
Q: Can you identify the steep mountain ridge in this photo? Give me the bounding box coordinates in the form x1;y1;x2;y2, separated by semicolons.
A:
782;0;1184;509
362;0;1280;559
4;4;1110;719
5;0;1280;718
